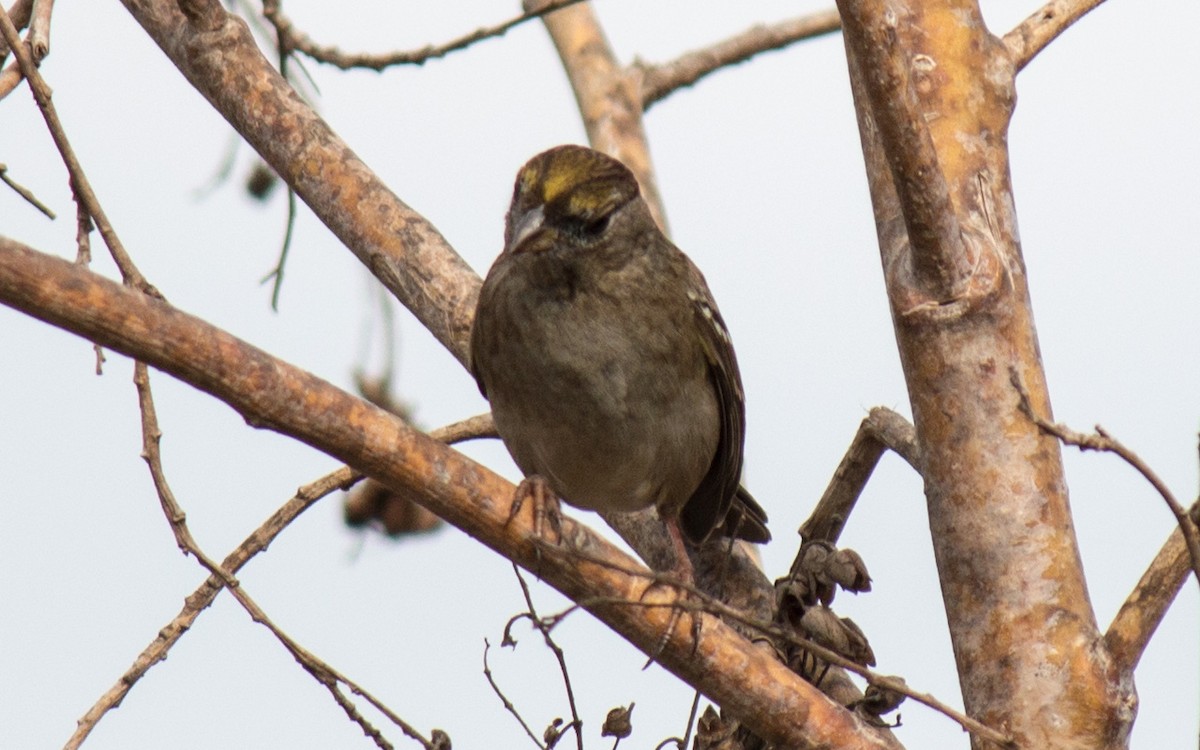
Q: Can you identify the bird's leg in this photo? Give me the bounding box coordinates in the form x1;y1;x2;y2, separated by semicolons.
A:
645;519;703;666
508;474;564;544
663;517;697;586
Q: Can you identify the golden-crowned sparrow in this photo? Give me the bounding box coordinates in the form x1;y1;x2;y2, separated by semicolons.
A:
469;145;769;572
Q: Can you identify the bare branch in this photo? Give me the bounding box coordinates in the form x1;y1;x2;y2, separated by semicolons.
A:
223;572;427;749
510;564;583;750
483;639;549;750
1003;0;1109;73
1106;500;1199;675
122;0;479;366
799;407;917;545
0;162;55;218
0;4;154;293
529;0;669;231
555;548;1011;749
0;236;897;750
1012;369;1200;594
259;0;588;70
637;10;842;110
66;406;491;748
64;466;361;749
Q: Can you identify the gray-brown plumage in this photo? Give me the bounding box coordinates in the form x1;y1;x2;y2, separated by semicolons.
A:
469;145;769;562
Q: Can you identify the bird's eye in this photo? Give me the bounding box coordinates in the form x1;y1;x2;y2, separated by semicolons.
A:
577;214;610;238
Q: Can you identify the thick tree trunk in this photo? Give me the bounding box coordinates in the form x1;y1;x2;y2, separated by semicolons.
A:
836;0;1136;746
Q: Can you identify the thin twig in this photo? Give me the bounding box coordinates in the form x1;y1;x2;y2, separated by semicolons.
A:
483;639;550;750
549;544;1015;748
63;465;360;750
134;362;230;569
678;691;702;750
1011;368;1200;592
73;202;92;265
66;408;491;748
1003;0;1109;72
261;184;297;309
259;0;588;70
799;414;888;545
130;363;434;748
70;206;106;372
637;9;841;110
0;162;55;218
510;564;584;750
222;579;414;750
0;5;155;294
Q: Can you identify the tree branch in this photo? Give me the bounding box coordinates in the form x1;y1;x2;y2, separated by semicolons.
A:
799;407;919;545
0;162;55;218
0;236;898;750
527;0;668;231
68;411;498;748
121;0;480;366
26;0;50;61
836;0;972;303
1003;0;1109;72
837;0;1133;744
637;9;842;110
0;3;152;293
258;0;589;70
0;0;32;61
1011;368;1200;594
1105;500;1199;675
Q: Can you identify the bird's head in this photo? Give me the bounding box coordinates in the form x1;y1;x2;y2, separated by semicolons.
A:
504;145;641;254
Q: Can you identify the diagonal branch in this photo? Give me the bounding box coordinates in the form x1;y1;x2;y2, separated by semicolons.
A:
65;466;361;750
1105;500;1199;675
0;163;56;218
0;236;899;750
637;9;842;111
799;407;919;545
67;412;490;749
122;0;480;365
1003;0;1109;73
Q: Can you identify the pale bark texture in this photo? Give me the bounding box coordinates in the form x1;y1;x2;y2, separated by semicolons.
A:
837;0;1136;746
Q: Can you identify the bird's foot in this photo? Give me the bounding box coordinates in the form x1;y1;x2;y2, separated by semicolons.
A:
643;523;703;667
507;474;568;572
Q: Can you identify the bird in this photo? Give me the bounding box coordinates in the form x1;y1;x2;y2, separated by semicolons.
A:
469;145;769;579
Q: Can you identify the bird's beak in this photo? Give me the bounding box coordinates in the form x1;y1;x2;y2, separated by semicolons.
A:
506;204;545;253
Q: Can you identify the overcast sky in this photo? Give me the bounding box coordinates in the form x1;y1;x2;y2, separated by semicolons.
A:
2;1;1197;748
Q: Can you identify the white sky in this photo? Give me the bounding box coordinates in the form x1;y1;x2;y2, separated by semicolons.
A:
2;1;1197;748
